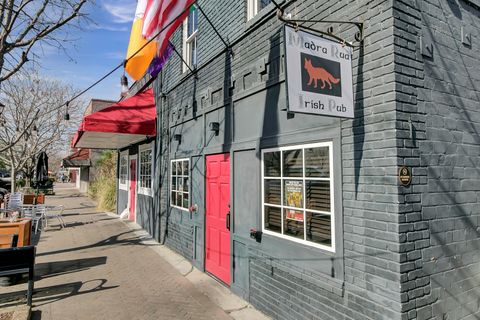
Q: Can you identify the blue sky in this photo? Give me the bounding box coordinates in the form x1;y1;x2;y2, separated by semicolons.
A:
39;0;137;102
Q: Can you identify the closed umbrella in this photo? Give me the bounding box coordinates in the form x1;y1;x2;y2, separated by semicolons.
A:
35;151;49;185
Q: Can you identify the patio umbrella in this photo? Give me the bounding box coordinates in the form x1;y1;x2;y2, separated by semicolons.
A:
35;151;49;185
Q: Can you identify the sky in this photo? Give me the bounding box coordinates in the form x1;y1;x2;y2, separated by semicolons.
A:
38;0;137;103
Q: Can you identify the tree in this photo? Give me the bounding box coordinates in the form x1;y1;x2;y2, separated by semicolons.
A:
0;0;89;83
0;71;82;191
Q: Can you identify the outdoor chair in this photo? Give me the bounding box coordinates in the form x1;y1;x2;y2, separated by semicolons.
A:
45;205;65;228
0;246;35;306
6;192;24;210
23;205;46;234
0;208;14;219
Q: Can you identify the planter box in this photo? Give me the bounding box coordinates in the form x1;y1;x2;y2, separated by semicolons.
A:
23;194;45;205
0;219;32;248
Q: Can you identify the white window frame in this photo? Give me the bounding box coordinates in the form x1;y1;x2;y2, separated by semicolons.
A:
182;6;198;73
247;0;258;21
261;141;335;252
247;0;271;21
170;158;190;211
119;152;128;191
137;143;153;197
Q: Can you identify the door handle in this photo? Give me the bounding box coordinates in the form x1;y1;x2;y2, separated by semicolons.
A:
226;212;231;231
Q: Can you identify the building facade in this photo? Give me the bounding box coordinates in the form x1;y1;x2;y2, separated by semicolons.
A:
117;0;480;319
63;99;116;193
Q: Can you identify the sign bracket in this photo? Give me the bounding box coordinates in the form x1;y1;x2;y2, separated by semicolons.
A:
270;0;364;48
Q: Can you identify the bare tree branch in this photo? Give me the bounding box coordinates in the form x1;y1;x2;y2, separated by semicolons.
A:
0;71;82;190
0;0;89;82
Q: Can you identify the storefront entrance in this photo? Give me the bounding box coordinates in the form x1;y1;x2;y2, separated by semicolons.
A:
129;159;136;221
205;153;231;285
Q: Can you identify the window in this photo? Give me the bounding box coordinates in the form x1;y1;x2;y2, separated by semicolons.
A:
262;142;334;251
182;6;198;72
119;153;128;190
247;0;271;21
171;159;189;210
138;146;153;196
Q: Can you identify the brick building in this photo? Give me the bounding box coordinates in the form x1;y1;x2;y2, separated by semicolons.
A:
113;0;480;319
63;99;116;192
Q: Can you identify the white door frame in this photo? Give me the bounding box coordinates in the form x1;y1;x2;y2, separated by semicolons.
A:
127;154;138;223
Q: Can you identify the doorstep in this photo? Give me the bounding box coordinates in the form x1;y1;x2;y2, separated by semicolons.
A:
106;212;270;320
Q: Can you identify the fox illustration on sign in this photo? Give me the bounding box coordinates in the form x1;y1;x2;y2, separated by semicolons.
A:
304;58;340;90
300;53;342;97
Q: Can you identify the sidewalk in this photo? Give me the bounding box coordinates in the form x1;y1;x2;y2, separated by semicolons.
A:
0;184;268;320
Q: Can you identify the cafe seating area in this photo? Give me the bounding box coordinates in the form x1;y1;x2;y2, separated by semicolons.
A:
0;191;65;248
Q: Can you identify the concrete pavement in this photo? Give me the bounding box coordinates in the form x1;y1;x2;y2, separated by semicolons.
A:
0;183;268;320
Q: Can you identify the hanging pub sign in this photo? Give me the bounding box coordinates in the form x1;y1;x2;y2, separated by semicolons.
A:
284;25;354;118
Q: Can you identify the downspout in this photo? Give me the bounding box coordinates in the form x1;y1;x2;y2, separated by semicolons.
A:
155;71;165;244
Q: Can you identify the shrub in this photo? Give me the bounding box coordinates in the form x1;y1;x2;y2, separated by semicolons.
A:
89;151;117;211
16;178;26;188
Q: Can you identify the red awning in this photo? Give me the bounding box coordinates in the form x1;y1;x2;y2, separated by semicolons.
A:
72;89;156;149
64;148;90;161
62;148;91;167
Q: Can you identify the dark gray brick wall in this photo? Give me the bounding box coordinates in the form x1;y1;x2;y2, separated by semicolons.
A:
164;217;194;260
156;1;404;319
136;194;156;238
155;0;405;319
150;0;479;319
394;0;480;319
117;189;128;215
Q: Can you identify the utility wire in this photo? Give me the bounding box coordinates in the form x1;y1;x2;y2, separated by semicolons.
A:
64;1;197;107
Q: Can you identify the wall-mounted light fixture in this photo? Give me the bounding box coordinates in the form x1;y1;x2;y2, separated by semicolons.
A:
121;74;129;97
64;101;70;121
173;134;182;142
209;121;219;134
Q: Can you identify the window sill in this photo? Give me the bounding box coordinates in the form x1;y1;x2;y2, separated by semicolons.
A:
262;229;335;253
119;184;127;191
137;188;153;197
171;205;189;212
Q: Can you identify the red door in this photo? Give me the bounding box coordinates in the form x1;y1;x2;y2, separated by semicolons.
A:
129;159;136;221
205;153;231;285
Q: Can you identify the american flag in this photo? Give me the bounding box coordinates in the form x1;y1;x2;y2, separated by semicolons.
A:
142;0;195;56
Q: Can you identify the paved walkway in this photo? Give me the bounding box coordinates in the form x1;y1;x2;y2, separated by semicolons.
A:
0;184;240;320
